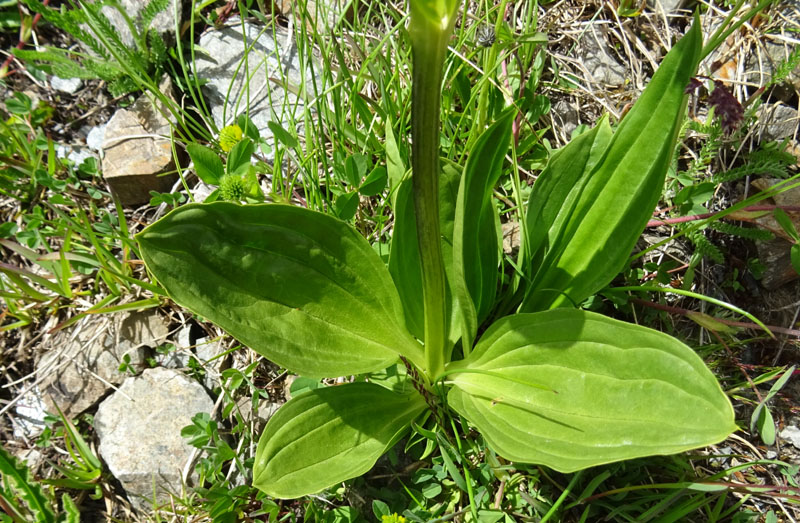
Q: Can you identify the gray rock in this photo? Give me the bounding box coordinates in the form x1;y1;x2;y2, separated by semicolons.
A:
50;76;83;94
552;99;580;141
646;0;685;13
194;18;315;152
176;324;192;349
502;221;521;256
37;311;168;418
195;337;228;389
13;386;47;439
235;396;281;433
760;103;798;142
99;0;180;49
745;39;800;93
95;368;213;513
780;425;800;449
274;0;349;32
101;77;178;205
578;24;627;87
14;448;43;471
86;124;106;152
156;348;191;370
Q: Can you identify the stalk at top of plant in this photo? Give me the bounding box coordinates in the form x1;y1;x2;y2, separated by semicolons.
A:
408;0;461;380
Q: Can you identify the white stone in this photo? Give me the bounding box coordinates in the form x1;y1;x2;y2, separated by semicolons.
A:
195;337;227;389
50;76;83;94
57;145;94;167
99;0;180;49
194;18;316;155
646;0;685;13
13;387;47;439
780;425;800;449
95;368;213;513
86;124;106;152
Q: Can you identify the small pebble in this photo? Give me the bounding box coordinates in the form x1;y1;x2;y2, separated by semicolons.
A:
86;124;106;152
50;76;83;94
779;425;800;449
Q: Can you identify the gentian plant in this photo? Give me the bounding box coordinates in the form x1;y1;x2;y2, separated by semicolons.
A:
137;0;740;500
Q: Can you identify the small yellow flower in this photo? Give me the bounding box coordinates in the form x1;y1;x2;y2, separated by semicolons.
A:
381;514;406;523
219;124;243;152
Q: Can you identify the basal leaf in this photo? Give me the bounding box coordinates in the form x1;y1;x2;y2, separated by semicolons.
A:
453;109;514;344
186;143;224;185
522;20;703;311
253;382;426;498
522;118;612;293
389;162;463;354
447;309;736;472
137;203;423;377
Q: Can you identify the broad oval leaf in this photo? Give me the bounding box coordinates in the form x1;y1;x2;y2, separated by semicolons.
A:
253;382;427;498
453;109;514;345
447;309;736;472
521;20;702;311
136;203;423;377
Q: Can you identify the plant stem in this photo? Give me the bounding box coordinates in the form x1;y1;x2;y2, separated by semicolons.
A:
646;205;800;228
630;297;800;338
410;16;453;379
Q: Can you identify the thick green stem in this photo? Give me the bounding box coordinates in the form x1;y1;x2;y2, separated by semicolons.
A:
411;29;449;379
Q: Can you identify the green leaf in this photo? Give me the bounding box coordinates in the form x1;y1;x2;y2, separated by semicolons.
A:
359;166;388;196
790;244;800;275
523;117;613;305
253;382;426;498
186;143;224;185
334;191;359;221
373;500;391;519
267;121;298;149
453;109;514;344
345;154;368;187
521;20;703;311
389;162;462;351
773;208;799;243
750;365;795;445
447;309;736;473
385;124;406;199
136;203;424;377
237;113;260;142
59;494;80;523
226;139;254;176
5;92;32;115
0;445;55;523
754;405;775;446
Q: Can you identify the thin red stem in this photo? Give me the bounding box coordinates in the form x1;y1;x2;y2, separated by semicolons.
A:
0;0;50;76
630;297;800;338
647;205;800;228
